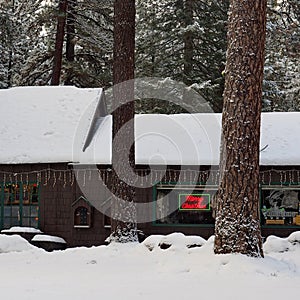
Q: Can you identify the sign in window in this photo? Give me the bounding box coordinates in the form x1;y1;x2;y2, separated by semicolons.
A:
179;194;210;211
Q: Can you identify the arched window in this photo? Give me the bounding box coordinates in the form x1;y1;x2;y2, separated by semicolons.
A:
74;206;90;227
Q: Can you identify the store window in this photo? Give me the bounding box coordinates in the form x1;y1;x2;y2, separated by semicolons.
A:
1;183;39;229
155;185;216;225
261;187;300;226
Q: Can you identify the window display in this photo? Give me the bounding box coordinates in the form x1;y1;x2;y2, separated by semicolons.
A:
261;187;300;226
155;184;300;227
155;185;216;225
1;183;39;229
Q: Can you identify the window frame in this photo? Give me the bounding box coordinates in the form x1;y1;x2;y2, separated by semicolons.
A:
153;183;217;227
72;196;93;229
74;206;91;228
0;182;40;229
260;184;300;228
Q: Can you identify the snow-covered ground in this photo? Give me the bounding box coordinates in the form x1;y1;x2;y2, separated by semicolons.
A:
0;232;300;300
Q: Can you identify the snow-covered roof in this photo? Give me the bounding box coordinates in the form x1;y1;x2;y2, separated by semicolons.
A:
0;86;103;164
82;112;300;166
31;234;66;244
1;86;300;166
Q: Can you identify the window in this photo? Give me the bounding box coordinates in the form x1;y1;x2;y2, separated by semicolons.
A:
155;184;216;225
261;186;300;226
72;196;93;228
1;183;39;229
74;206;90;227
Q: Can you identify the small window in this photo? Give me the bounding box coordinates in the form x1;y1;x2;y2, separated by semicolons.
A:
74;206;90;228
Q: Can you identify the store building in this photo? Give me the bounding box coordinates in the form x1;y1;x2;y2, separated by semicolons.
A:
0;86;300;247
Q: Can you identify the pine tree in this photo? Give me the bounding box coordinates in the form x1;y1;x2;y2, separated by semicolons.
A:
0;0;113;88
62;0;113;87
135;0;229;113
263;0;300;111
0;0;48;87
214;0;266;257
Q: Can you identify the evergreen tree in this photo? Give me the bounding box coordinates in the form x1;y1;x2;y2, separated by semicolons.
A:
263;0;300;111
0;0;48;87
61;0;113;87
0;0;113;88
135;0;229;113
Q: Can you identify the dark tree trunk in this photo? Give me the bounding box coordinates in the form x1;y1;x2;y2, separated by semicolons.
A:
183;0;193;86
7;45;13;88
7;0;15;88
214;0;267;257
65;0;76;85
110;0;137;242
51;0;68;85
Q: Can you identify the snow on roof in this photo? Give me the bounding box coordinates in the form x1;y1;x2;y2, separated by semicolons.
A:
82;112;300;166
0;86;102;164
31;234;66;244
1;227;42;234
1;86;300;166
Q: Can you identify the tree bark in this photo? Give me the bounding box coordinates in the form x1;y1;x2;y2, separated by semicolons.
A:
65;0;76;85
110;0;137;242
214;0;267;257
51;0;67;85
183;0;193;86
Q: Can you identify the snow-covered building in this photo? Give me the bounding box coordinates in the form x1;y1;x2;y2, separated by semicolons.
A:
0;86;300;247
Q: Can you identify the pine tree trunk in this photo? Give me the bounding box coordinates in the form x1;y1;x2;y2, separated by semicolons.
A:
214;0;267;257
183;0;193;86
65;0;76;85
7;0;15;88
51;0;67;85
110;0;137;242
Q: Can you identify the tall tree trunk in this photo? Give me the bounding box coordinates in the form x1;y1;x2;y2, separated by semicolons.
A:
110;0;137;242
214;0;267;257
51;0;68;85
7;0;15;88
65;0;76;85
183;0;193;86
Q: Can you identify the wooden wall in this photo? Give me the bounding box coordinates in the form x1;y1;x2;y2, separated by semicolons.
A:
1;163;300;247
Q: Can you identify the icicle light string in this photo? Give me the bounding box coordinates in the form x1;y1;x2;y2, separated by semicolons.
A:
261;171;265;185
53;171;57;187
44;169;48;186
69;171;72;185
83;170;86;187
0;168;300;187
63;171;67;188
140;170;144;187
290;171;294;185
